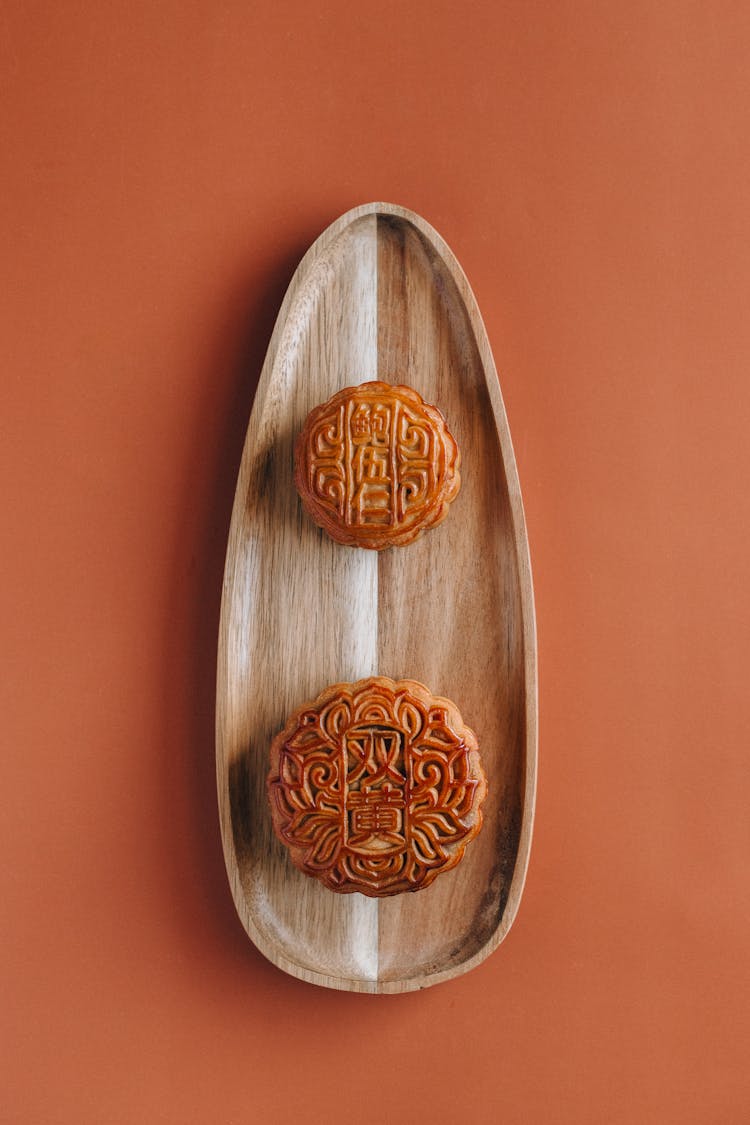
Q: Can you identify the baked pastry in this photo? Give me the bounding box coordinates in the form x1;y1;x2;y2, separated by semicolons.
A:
294;382;460;549
267;677;486;897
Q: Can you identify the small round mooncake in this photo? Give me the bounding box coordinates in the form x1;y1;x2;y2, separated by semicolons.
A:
294;381;460;549
267;677;487;897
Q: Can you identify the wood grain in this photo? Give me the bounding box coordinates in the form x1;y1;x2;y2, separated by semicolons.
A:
216;203;537;992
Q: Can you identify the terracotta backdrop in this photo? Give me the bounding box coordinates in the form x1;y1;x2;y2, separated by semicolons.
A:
3;2;749;1122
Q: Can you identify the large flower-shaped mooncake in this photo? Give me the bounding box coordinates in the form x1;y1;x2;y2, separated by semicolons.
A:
267;677;487;897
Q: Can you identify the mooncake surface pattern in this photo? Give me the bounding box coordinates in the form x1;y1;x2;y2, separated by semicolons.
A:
267;677;487;897
294;381;461;549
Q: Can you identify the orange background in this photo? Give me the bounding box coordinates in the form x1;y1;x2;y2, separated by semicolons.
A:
3;3;749;1122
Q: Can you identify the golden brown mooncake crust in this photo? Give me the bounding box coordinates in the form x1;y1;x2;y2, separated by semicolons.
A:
293;381;461;549
267;676;487;897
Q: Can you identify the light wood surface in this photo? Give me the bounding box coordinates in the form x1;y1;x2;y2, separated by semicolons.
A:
216;203;537;992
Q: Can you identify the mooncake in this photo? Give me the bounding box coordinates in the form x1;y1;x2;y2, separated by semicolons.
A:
294;381;460;549
267;676;487;897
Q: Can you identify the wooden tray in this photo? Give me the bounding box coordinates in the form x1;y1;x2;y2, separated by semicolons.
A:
216;203;537;992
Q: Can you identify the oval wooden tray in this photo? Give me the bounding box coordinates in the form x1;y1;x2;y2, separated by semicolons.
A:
216;202;537;992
